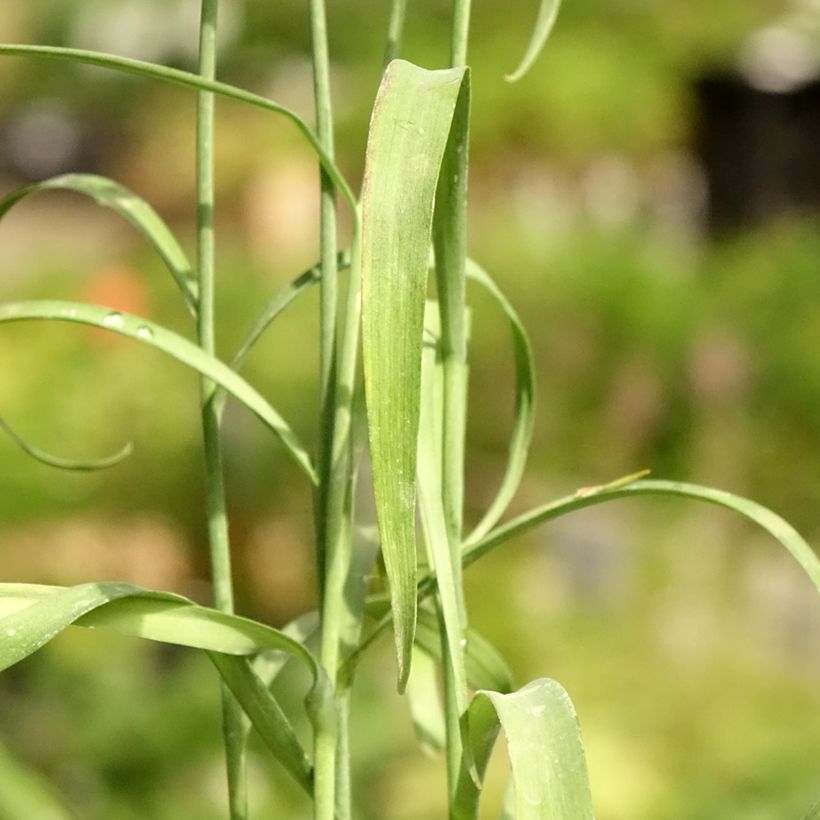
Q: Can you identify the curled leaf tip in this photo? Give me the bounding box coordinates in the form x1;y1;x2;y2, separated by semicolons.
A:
505;0;562;83
0;413;133;471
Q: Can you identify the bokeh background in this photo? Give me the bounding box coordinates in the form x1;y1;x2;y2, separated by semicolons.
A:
1;1;819;817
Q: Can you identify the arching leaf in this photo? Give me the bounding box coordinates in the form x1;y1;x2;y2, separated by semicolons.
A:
506;0;563;83
0;300;316;483
0;174;196;312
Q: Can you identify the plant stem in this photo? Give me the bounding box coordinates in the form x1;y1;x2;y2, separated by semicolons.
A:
196;2;247;818
384;0;408;66
309;1;347;817
451;0;472;67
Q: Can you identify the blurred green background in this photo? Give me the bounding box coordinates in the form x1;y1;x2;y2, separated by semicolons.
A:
1;1;819;818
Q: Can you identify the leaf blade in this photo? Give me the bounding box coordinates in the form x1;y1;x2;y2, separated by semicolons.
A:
361;59;469;690
0;300;316;483
506;0;563;83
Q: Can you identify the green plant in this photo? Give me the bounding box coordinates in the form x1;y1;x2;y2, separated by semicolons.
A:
1;2;818;818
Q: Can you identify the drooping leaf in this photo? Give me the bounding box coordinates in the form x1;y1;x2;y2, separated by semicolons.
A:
0;300;316;483
361;58;469;690
0;174;196;312
0;45;356;213
464;478;820;592
463;259;536;545
0;412;131;471
0;583;333;792
506;0;563;83
455;679;594;819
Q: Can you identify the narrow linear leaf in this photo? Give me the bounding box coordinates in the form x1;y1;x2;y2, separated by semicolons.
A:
465;478;820;592
455;679;594;820
464;259;536;544
0;583;332;792
506;0;563;83
0;412;131;471
361;58;469;691
0;174;197;312
0;300;316;483
0;45;356;212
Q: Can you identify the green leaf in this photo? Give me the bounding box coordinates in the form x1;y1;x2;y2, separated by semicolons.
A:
0;583;332;792
0;412;131;471
455;679;594;819
464;259;536;545
465;478;820;592
0;300;316;483
361;59;469;690
0;174;196;312
506;0;563;82
0;45;356;214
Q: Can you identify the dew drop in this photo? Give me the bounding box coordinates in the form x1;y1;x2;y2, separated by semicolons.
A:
459;638;467;648
102;312;125;329
136;325;154;340
5;627;17;637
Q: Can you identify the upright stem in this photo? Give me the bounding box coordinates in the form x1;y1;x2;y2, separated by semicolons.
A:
384;0;408;66
451;0;472;67
309;1;345;818
196;2;246;817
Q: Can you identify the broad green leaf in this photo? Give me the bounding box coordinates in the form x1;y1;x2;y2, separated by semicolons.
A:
464;478;820;592
361;58;469;690
0;412;131;471
506;0;563;83
0;45;356;213
464;259;536;545
0;740;78;820
0;582;332;792
455;679;594;819
0;174;196;312
0;300;316;483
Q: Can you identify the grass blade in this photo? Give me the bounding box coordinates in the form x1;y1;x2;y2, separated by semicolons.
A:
0;582;333;792
0;412;131;471
361;59;469;690
456;679;594;819
464;259;536;545
0;300;316;483
465;478;820;592
0;45;356;213
0;174;196;312
505;0;562;83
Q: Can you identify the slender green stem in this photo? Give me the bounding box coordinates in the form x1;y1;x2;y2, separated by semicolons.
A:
384;0;408;66
451;0;472;67
195;2;246;817
308;1;348;817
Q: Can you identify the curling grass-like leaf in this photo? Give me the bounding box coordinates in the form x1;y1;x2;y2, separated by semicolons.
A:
464;478;820;592
0;174;196;311
0;300;316;483
0;582;333;791
361;59;469;690
506;0;563;82
464;259;536;544
0;412;131;471
455;678;594;819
